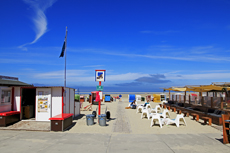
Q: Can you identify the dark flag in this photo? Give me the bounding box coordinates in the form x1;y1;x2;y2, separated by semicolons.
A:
59;41;65;57
59;28;67;58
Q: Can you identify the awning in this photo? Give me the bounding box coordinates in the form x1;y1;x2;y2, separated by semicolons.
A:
188;85;230;92
163;87;192;92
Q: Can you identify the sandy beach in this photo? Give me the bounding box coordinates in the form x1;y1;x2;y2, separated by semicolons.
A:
67;94;222;135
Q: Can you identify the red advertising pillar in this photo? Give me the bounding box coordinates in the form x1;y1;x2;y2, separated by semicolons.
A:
98;81;101;115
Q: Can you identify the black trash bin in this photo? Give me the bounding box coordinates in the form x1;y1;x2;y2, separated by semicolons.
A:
98;114;106;126
86;114;94;126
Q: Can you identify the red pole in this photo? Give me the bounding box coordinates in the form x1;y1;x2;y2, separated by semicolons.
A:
98;99;101;115
98;81;101;115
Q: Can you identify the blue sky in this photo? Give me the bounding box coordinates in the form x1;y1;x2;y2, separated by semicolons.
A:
1;0;230;92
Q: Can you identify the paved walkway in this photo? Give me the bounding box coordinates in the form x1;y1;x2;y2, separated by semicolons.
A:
113;102;131;133
0;130;230;153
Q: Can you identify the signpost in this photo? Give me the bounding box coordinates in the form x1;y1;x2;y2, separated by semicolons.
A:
95;70;106;116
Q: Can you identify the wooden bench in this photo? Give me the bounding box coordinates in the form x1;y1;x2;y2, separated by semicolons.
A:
201;116;212;126
191;113;199;121
49;113;73;131
171;107;176;112
0;111;21;127
182;111;189;117
163;105;167;109
177;109;182;114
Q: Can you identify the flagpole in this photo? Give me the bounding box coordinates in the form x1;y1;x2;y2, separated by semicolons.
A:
64;26;68;114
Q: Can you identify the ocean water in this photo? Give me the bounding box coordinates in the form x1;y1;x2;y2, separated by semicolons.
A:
75;91;166;95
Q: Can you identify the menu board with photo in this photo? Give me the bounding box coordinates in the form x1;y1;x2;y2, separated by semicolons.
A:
37;91;48;112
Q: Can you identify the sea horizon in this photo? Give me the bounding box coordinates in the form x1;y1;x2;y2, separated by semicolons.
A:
75;91;167;95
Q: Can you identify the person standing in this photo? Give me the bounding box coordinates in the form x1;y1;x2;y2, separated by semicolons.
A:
119;94;122;102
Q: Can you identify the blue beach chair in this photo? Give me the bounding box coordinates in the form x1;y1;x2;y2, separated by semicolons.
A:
128;94;136;106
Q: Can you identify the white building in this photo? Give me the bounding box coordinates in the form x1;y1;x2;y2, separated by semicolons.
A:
0;75;80;122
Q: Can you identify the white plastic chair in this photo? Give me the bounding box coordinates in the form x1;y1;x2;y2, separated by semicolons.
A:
166;114;187;127
136;103;151;113
158;109;170;118
136;105;143;113
141;108;153;120
151;105;162;113
146;104;151;109
150;114;163;128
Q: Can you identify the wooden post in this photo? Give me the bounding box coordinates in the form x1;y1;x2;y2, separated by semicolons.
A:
189;95;191;104
184;91;186;104
169;90;171;100
211;97;213;108
201;97;204;106
221;97;224;110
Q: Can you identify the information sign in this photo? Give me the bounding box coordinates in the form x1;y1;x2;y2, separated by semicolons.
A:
96;86;103;91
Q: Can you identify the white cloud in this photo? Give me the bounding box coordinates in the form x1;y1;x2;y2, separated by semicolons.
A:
166;72;230;80
34;70;88;79
182;73;230;80
107;73;150;81
33;70;150;82
19;0;57;50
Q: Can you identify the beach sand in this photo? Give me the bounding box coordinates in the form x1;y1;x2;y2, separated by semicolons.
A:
67;94;222;135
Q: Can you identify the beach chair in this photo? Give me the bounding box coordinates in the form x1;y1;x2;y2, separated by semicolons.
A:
136;105;141;113
158;109;170;118
136;103;151;113
166;114;187;127
80;103;92;111
136;95;141;102
141;108;154;120
128;94;136;106
150;114;163;128
151;105;162;113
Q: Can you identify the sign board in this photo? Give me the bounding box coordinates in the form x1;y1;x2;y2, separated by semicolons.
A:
96;86;103;91
36;88;51;121
95;70;106;82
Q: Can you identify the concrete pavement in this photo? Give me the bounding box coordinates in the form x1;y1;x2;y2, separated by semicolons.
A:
0;130;230;153
1;98;230;152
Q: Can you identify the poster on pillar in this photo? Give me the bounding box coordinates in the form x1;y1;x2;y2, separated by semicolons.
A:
95;70;106;82
36;88;51;121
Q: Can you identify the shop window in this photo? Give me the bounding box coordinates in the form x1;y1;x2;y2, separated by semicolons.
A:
1;90;11;103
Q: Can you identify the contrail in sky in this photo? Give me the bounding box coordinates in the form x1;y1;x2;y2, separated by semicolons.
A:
19;0;57;51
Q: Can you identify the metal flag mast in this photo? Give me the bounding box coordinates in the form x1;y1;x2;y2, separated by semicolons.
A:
64;26;68;113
